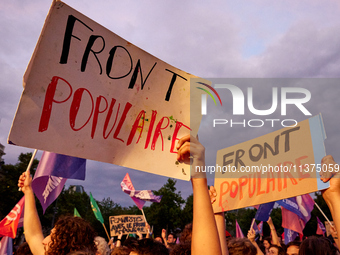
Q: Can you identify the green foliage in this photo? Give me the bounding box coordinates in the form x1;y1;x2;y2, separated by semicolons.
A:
144;178;185;235
225;208;256;236
0;152;38;219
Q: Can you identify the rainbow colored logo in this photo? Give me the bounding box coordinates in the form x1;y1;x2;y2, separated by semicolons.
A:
196;82;222;115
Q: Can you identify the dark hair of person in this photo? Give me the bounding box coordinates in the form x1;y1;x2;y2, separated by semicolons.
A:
66;248;96;255
227;238;257;255
286;241;301;249
179;223;192;244
47;216;97;255
110;246;130;255
263;236;272;243
15;242;33;255
125;238;169;255
299;236;337;255
168;233;176;239
169;242;191;255
269;244;285;255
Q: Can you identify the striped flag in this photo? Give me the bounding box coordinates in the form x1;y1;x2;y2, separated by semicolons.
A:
0;197;25;238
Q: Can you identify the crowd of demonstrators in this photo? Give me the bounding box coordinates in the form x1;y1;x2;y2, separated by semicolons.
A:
16;135;222;255
15;137;340;255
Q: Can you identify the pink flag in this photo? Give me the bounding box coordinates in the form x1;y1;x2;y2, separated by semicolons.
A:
281;207;304;234
121;173;162;210
316;217;326;236
0;197;25;238
235;220;244;238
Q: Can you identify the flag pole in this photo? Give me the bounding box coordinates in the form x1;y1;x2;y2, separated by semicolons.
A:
250;218;255;230
102;223;110;240
19;149;38;191
315;202;333;227
141;208;148;224
141;208;151;234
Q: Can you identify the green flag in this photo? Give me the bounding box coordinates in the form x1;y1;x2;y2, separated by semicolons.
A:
90;192;104;224
74;208;81;217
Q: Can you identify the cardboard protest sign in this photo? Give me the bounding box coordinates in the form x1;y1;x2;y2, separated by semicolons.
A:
109;215;146;236
213;114;328;212
8;0;204;180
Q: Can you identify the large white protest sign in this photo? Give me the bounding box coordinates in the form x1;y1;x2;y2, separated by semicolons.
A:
8;1;204;180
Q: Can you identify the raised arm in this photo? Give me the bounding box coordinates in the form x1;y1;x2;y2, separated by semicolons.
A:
177;135;222;255
18;169;45;255
247;228;264;255
321;155;340;239
267;217;281;247
209;186;229;255
145;223;151;239
161;229;169;248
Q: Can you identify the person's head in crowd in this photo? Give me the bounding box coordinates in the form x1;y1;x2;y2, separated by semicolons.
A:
179;223;192;244
42;215;97;255
268;244;285;255
227;238;257;255
125;238;169;255
169;242;191;255
263;237;272;250
66;249;96;255
298;236;337;255
110;246;130;255
154;235;164;244
94;236;110;255
286;241;301;255
167;233;176;244
15;242;33;255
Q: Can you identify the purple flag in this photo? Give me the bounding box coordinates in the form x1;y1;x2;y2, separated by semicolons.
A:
255;202;275;222
235;220;244;238
121;173;162;210
31;151;86;213
252;219;259;235
277;194;314;225
284;228;299;245
0;236;13;255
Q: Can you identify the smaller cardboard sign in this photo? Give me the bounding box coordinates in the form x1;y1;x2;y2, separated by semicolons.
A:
213;114;328;212
109;215;146;236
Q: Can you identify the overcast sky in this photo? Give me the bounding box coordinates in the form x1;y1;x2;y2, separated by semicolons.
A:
1;0;340;208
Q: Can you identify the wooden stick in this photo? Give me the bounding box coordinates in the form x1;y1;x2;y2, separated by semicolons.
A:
19;149;38;191
141;208;148;224
315;202;333;227
102;223;111;240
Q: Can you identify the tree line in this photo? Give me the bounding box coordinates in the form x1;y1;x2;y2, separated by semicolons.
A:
0;152;333;240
